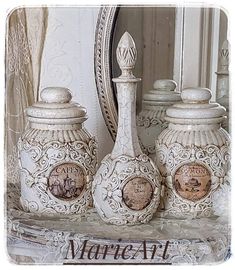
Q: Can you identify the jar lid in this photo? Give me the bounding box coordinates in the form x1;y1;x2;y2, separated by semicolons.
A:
26;87;87;125
165;87;226;124
143;79;181;104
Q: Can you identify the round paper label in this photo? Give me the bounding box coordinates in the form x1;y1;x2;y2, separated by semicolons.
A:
123;177;153;210
48;163;85;201
174;162;211;202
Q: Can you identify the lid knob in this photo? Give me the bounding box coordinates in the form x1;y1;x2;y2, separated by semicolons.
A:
116;32;137;79
41;87;72;103
153;79;177;91
181;87;212;104
116;32;137;69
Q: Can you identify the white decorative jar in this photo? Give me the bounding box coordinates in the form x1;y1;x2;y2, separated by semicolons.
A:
92;32;161;225
156;87;230;218
137;79;181;158
18;87;97;215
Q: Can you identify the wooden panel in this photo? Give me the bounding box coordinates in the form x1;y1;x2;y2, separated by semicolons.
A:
113;7;175;111
142;7;175;94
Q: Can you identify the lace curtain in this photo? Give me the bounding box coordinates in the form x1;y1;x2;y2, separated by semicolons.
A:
6;7;48;184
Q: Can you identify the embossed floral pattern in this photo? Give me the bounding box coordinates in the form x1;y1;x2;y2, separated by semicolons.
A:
102;184;122;202
19;133;97;215
93;154;161;225
156;141;230;218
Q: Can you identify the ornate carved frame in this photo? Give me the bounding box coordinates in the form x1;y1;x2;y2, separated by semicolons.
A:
94;6;119;141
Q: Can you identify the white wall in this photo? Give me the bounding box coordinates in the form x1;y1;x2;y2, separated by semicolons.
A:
39;7;114;162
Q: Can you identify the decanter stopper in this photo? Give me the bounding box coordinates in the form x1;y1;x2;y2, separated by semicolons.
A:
92;32;161;225
116;31;137;78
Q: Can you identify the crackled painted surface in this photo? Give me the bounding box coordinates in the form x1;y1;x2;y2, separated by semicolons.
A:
111;83;142;158
92;32;161;225
156;87;231;218
18;87;98;215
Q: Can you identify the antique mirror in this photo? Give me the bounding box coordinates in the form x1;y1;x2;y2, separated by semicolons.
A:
94;6;229;141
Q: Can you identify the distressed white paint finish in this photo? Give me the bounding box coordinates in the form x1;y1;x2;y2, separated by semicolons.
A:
18;87;98;215
92;33;161;226
156;87;230;219
39;7;114;162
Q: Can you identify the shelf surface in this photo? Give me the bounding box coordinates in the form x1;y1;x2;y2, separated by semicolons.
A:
7;183;230;264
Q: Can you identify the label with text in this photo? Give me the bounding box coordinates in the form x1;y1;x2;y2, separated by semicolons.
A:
48;163;85;200
123;177;153;210
173;162;211;201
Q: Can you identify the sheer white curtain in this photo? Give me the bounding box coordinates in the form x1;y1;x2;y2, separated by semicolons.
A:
6;7;48;184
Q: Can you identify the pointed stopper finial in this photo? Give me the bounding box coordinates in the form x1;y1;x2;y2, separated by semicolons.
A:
219;40;229;71
116;32;137;78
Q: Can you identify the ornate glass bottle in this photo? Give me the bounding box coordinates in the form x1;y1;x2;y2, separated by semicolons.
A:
18;87;97;215
156;87;230;218
137;79;181;159
92;32;161;225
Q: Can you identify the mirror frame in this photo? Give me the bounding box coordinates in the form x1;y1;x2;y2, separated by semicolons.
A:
94;6;183;141
94;6;119;141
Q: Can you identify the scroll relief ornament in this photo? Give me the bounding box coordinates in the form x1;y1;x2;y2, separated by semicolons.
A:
92;32;161;225
155;87;230;218
18;87;97;215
